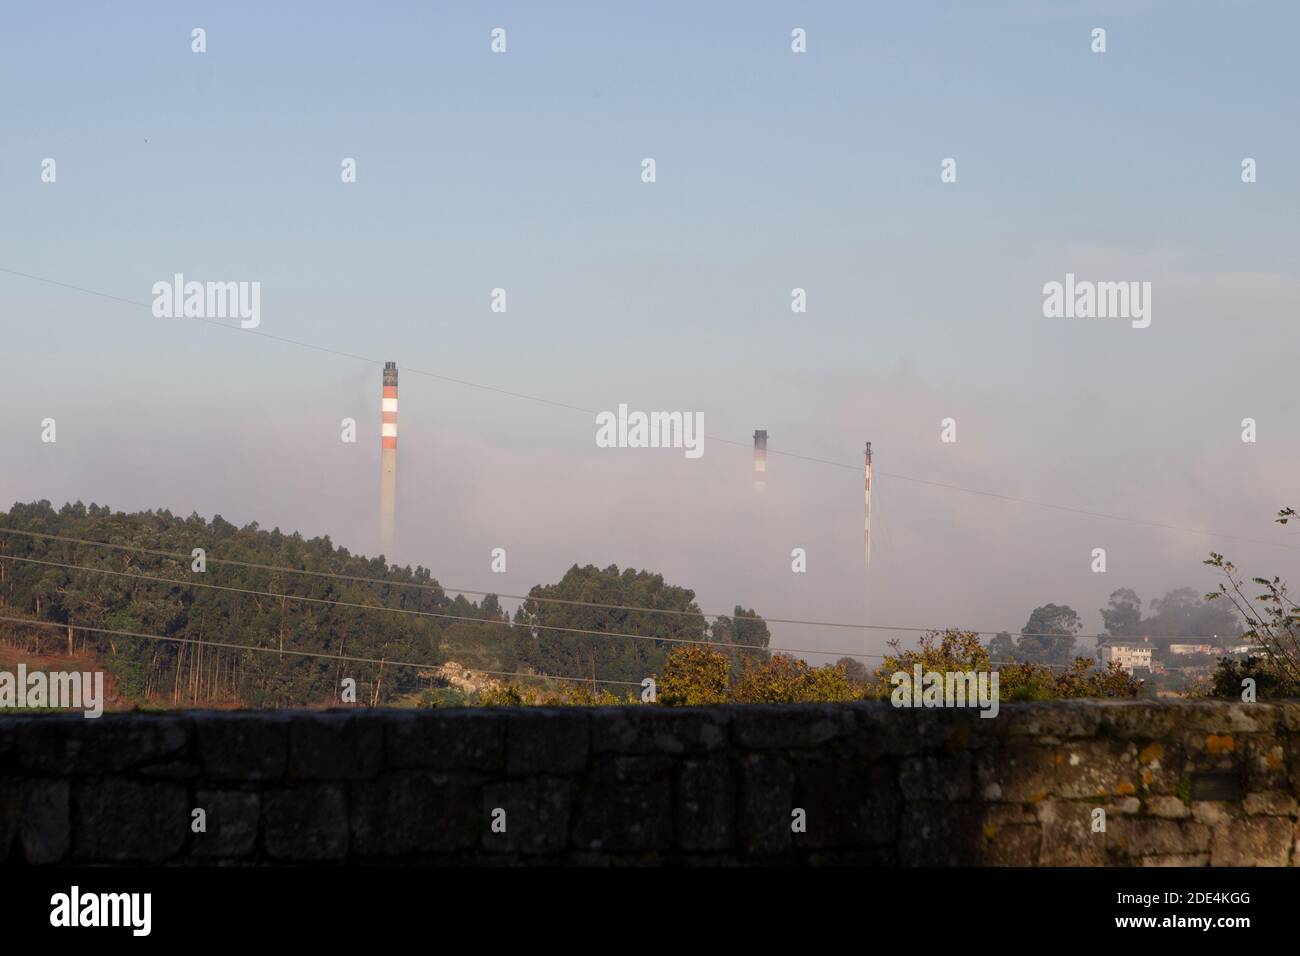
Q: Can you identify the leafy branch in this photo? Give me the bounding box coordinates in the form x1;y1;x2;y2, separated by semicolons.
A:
1203;508;1300;693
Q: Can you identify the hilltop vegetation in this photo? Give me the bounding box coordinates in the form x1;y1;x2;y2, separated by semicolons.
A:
1;501;480;707
0;501;771;708
1;501;1174;710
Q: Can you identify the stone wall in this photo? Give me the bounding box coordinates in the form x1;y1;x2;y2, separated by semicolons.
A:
2;700;1298;865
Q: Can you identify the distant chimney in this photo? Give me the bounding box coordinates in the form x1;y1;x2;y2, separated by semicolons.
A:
753;430;767;491
863;442;873;568
380;363;398;556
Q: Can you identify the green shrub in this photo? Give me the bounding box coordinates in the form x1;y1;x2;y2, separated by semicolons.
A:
732;654;856;704
476;683;528;707
659;645;730;706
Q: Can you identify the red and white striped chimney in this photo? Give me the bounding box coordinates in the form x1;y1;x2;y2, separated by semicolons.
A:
380;362;398;556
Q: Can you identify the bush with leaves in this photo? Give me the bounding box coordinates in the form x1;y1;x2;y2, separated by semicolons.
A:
870;629;990;700
998;657;1142;701
417;687;471;708
658;644;730;705
539;685;632;706
799;662;856;702
1195;655;1290;701
731;653;856;704
871;629;1141;701
476;683;528;707
1204;508;1300;696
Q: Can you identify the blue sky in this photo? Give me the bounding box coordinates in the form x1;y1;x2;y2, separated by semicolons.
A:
3;1;1298;657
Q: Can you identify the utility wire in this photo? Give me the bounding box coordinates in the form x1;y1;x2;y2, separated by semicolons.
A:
4;265;1294;553
0;526;1242;643
0;608;1177;676
0;267;596;414
0;553;883;662
0;614;643;688
2;552;1243;674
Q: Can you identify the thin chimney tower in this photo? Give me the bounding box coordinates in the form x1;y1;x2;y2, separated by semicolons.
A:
380;362;398;557
863;441;873;568
753;429;767;491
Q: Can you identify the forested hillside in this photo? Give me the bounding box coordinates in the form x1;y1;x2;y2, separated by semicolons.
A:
0;501;770;708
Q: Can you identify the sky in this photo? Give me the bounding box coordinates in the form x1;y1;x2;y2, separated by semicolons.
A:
2;0;1298;663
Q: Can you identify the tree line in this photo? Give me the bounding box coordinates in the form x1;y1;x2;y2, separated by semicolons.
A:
0;501;771;707
984;589;1240;667
7;499;1264;709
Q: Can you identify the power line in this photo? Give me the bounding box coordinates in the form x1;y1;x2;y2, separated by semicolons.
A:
0;267;597;414
0;609;1167;678
0;553;882;662
4;265;1295;553
0;614;644;688
0;526;1241;643
2;551;1242;676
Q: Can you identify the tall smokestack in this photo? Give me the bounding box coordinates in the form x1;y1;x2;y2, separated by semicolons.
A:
753;429;767;491
863;441;873;568
380;362;398;557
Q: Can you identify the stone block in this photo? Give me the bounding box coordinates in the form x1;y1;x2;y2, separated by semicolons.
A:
481;776;572;855
676;757;734;851
20;779;70;863
593;708;728;755
900;803;980;865
264;785;349;860
506;710;589;775
198;712;289;781
1191;801;1236;826
1180;702;1277;735
1145;795;1190;819
982;824;1041;866
1276;701;1300;733
989;701;1103;739
1141;854;1209;866
191;790;260;858
74;778;188;862
1210;816;1292;866
350;772;480;857
386;710;505;771
1243;736;1288;791
21;716;190;774
1054;739;1141;799
572;756;673;852
855;704;923;756
1109;818;1211;858
1037;799;1106;866
1243;791;1297;816
975;743;1056;802
900;752;972;801
791;756;897;849
737;753;793;855
0;780;17;860
732;705;856;751
287;712;382;780
1096;702;1188;740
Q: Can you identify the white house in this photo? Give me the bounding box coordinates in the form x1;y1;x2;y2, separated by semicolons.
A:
1098;641;1153;674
